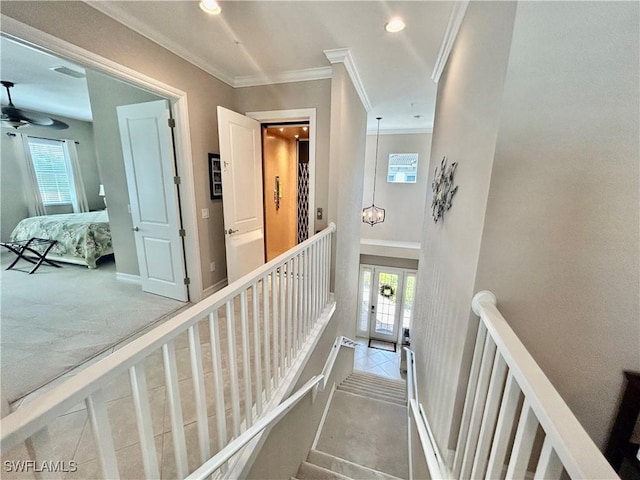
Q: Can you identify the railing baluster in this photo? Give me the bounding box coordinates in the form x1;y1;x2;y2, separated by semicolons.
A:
322;235;328;304
252;282;263;416
272;269;280;389
162;341;188;478
129;363;160;479
208;310;227;452
302;247;309;336
292;254;299;354
226;300;241;437
453;322;488;477
240;291;253;428
534;436;563;480
86;389;120;479
279;265;286;372
286;259;293;365
263;275;272;401
506;399;539;479
486;373;522;479
305;246;311;336
471;352;508;479
311;243;317;323
461;335;497;479
188;324;211;463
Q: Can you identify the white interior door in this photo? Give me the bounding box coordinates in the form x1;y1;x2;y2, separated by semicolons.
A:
117;100;188;301
217;106;265;283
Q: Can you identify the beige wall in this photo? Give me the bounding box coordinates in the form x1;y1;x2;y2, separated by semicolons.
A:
263;133;297;261
361;133;432;243
85;69;163;276
473;1;639;447
234;80;331;232
1;118;101;242
411;0;517;452
328;64;368;338
1;0;236;292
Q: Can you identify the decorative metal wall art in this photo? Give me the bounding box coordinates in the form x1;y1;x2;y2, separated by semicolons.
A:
431;157;458;223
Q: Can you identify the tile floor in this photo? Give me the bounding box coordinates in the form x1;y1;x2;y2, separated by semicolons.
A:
353;337;404;380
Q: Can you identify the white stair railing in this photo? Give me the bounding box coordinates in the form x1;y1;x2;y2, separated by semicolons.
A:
1;223;336;479
188;335;357;479
452;291;618;479
406;291;618;480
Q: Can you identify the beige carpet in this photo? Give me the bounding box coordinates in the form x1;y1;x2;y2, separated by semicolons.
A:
0;251;186;402
316;386;408;478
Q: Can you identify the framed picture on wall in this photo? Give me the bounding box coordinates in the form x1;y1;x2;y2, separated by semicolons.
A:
208;153;222;200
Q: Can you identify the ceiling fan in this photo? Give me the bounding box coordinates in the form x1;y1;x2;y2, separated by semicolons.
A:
1;81;69;130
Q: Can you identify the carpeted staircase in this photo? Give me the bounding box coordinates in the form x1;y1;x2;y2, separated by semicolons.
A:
293;372;408;480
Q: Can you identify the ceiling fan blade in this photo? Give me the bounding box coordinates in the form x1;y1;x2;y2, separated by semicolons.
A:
2;106;69;129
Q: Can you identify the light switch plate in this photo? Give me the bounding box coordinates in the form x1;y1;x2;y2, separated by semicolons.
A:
202;208;210;219
316;207;323;220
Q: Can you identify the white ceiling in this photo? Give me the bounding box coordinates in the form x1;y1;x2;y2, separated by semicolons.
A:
1;1;454;132
0;36;93;122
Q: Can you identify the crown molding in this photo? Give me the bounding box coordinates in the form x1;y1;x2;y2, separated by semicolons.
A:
323;48;372;112
367;128;433;136
233;66;332;88
431;1;470;83
85;1;236;87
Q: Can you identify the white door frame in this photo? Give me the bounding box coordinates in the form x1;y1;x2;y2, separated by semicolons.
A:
2;15;204;301
246;108;317;239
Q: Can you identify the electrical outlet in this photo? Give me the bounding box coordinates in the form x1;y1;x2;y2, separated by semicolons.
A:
201;208;210;219
210;261;216;272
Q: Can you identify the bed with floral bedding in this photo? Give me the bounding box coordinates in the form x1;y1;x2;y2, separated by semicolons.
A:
9;210;113;269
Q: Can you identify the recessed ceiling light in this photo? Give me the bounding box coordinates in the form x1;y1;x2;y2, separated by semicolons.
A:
279;128;284;132
200;0;221;15
302;127;308;132
385;18;405;33
295;134;299;139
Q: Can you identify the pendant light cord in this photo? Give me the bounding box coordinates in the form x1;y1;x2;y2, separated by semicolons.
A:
372;117;382;204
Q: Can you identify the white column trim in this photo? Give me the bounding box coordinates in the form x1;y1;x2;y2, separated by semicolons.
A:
323;48;372;112
431;1;470;83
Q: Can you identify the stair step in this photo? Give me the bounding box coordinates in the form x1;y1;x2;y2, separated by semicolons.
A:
297;461;352;480
349;372;405;389
336;386;406;406
308;450;403;480
339;382;406;401
342;378;406;395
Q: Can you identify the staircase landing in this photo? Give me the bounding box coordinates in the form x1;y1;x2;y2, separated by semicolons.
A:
295;372;408;479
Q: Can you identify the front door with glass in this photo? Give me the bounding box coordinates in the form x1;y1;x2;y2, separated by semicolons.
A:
357;265;416;345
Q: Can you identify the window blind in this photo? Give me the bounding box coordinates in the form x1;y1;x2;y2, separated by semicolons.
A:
27;138;73;206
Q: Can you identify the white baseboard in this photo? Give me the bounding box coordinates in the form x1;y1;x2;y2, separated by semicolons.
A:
116;272;141;284
203;277;228;297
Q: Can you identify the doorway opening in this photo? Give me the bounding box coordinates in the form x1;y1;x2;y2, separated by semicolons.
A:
262;122;310;261
357;265;417;348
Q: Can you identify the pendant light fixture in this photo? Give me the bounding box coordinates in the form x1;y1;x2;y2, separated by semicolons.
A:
362;117;385;226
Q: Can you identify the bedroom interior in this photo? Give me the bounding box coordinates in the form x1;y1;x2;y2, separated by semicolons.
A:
0;36;190;405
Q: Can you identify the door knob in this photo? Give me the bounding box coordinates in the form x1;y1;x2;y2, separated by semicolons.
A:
132;226;139;232
227;228;239;235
